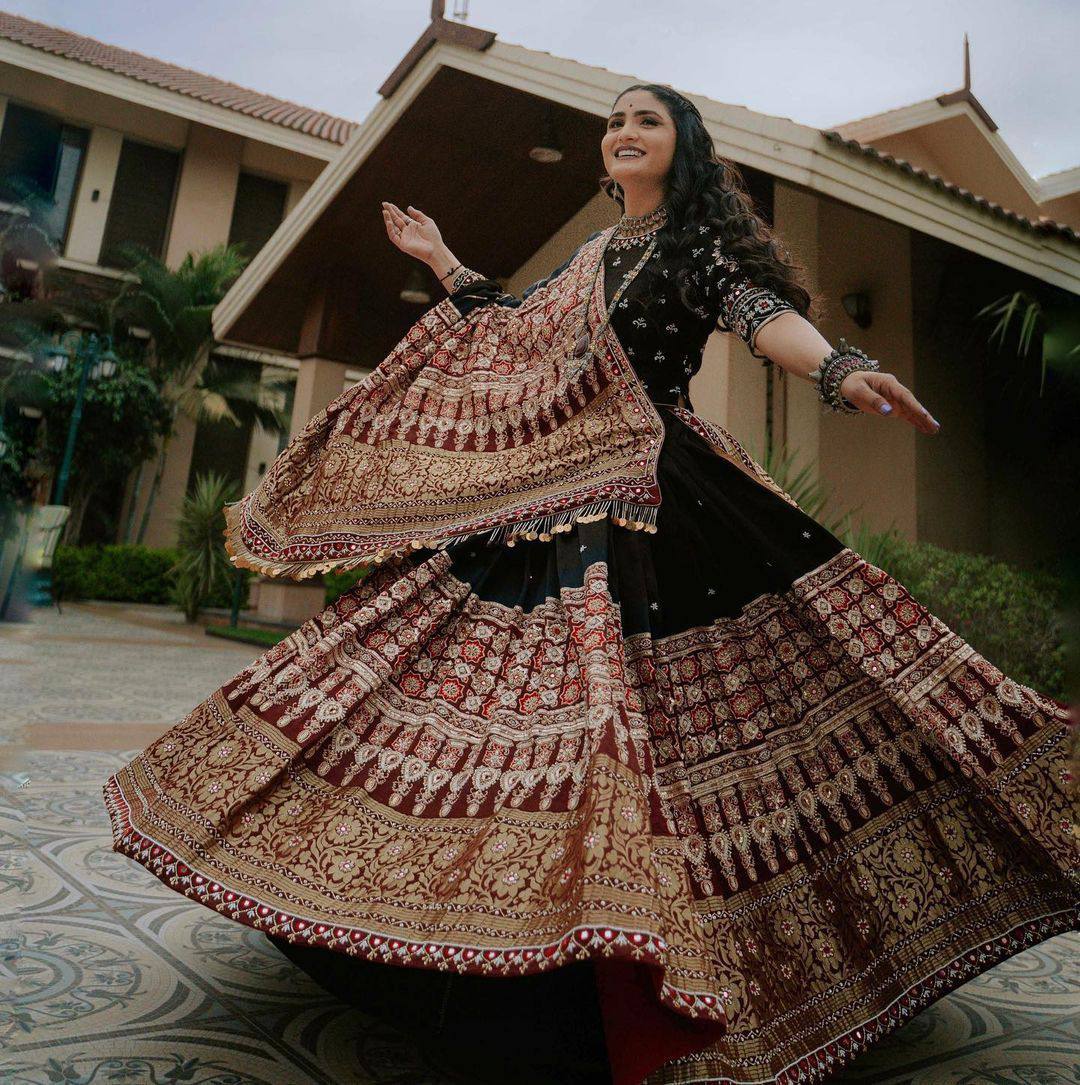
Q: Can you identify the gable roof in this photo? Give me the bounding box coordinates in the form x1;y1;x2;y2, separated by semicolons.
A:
822;130;1080;245
0;10;357;144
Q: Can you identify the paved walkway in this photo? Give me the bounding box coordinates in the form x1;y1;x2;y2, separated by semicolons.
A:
2;603;1077;1083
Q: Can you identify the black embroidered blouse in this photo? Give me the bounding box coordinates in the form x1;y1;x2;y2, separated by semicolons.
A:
446;220;798;412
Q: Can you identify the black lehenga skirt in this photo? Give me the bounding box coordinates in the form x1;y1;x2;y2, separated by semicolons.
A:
107;406;1079;1085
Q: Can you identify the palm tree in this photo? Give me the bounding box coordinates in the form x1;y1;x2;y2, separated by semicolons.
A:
116;243;292;544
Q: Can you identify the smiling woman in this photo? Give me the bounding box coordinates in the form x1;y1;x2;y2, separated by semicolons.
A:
105;80;1076;1085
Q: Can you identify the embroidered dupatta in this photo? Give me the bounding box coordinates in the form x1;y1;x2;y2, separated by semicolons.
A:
224;225;800;581
224;226;669;580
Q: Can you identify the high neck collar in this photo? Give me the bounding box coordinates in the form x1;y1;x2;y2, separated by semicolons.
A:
615;203;669;238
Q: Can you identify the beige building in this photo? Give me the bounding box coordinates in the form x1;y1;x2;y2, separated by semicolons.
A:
0;10;355;546
3;10;1079;623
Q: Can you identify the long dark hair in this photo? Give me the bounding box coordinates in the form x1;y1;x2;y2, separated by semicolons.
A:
600;83;817;323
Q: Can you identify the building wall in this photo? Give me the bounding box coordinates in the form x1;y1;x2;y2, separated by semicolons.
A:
0;63;337;549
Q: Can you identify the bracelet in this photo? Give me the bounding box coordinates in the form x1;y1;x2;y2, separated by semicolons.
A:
807;338;880;413
442;262;463;279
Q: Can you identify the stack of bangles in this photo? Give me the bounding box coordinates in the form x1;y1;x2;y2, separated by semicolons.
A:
806;337;881;413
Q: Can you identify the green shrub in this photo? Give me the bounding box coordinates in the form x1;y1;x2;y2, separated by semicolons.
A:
53;543;178;603
51;541;250;610
852;531;1066;702
171;471;238;622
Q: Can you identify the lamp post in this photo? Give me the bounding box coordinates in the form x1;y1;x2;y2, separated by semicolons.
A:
46;331;119;505
28;330;119;605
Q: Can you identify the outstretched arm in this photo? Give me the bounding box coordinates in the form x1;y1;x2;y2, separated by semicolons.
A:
698;229;940;436
755;314;940;435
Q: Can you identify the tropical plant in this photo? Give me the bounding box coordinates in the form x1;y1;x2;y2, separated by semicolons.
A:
113;242;292;544
758;440;859;538
171;470;238;623
975;288;1080;395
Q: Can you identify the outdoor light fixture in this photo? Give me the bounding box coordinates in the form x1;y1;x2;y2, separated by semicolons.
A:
841;290;872;329
44;340;72;373
529;111;563;163
90;345;119;382
400;264;432;304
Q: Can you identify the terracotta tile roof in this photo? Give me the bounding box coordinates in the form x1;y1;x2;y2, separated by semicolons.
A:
0;11;357;145
822;130;1080;247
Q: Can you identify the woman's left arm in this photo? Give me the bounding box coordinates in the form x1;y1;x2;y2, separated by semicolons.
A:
755;313;940;435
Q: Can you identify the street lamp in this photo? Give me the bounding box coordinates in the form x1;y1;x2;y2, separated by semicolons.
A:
26;329;119;607
45;330;119;506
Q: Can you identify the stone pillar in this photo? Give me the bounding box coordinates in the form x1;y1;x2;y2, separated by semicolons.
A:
291;355;350;428
692;311;769;460
815;200;918;538
773;180;823;482
163;123;243;268
64;126;123;265
140;124;243;547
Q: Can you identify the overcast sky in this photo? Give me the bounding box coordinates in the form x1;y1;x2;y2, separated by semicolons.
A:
9;0;1078;179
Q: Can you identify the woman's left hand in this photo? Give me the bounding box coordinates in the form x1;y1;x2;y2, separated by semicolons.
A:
838;370;941;434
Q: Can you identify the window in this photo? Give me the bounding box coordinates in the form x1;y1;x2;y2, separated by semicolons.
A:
227;171;288;260
99;138;181;268
0;102;89;250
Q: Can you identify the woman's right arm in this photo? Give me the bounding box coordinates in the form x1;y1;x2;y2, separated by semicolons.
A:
381;201;599;317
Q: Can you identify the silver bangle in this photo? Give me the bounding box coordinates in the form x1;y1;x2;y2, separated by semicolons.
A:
808;338;879;413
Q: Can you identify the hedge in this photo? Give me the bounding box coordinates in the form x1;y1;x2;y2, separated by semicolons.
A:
52;543;251;611
867;535;1066;702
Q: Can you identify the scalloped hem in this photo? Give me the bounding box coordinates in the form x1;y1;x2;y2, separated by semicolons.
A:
103;773;725;1027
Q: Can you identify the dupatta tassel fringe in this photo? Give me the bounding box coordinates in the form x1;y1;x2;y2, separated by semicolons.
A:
222;495;660;582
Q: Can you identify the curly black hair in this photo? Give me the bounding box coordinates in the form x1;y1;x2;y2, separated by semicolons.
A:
600;83;818;327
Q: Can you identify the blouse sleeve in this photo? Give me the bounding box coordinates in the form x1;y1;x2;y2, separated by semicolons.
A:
446;230;604;319
697;229;798;364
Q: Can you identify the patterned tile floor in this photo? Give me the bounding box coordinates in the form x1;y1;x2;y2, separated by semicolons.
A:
2;603;1077;1084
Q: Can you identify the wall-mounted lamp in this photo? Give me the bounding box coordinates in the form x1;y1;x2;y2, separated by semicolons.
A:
529;111;563;163
399;264;431;305
841;291;872;329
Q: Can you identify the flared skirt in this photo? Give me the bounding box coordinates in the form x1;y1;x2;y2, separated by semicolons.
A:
104;406;1079;1085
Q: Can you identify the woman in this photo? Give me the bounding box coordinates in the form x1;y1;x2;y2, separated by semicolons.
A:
105;84;1078;1085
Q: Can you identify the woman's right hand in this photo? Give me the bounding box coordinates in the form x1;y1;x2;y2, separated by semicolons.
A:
381;202;442;264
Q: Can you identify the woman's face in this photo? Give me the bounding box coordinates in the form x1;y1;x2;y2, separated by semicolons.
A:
601;89;676;194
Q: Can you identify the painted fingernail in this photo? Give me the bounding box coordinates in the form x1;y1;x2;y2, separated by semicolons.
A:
879;403;892;414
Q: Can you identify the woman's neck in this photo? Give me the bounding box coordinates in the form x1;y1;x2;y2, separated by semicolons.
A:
620;185;667;218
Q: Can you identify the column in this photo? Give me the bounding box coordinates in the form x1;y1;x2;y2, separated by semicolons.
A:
140;124;243;548
63;126;123;265
773;180;823;485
